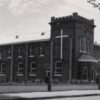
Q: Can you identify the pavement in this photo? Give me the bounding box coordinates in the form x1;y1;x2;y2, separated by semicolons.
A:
1;90;100;99
0;84;98;93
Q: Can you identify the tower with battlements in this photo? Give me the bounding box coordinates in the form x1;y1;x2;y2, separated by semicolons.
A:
50;13;96;83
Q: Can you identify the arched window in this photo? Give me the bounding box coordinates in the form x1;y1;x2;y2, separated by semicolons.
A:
79;38;86;52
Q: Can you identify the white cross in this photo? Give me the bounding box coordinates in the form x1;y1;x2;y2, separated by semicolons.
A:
56;29;68;59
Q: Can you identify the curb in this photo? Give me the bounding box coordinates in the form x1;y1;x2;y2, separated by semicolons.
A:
13;93;100;100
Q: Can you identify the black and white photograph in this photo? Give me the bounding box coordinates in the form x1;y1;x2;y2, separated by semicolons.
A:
0;0;100;99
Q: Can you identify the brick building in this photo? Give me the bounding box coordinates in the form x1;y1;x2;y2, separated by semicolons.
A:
0;13;99;84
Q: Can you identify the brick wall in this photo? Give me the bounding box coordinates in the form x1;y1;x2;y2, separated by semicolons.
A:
0;41;50;83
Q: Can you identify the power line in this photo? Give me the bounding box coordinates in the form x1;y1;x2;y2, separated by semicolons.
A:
29;0;100;20
52;0;100;20
29;1;67;14
62;0;100;16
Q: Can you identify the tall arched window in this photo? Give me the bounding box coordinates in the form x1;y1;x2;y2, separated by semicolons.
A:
79;38;86;52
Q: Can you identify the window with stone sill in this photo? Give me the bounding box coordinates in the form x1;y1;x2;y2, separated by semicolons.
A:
7;47;12;58
46;66;50;77
18;47;22;58
17;62;23;76
29;62;37;76
54;61;62;76
29;46;34;57
39;44;45;57
86;40;91;54
0;63;6;75
0;48;1;59
79;38;91;53
79;38;86;53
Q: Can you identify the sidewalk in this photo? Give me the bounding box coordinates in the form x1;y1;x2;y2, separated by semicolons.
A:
1;90;100;99
0;84;98;93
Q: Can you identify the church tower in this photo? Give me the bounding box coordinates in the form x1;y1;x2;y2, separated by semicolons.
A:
50;13;95;83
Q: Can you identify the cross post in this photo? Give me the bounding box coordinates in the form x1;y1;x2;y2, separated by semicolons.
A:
56;29;68;59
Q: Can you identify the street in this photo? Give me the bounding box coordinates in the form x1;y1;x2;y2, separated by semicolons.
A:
45;96;100;100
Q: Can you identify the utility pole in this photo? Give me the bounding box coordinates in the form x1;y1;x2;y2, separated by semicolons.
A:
10;44;14;83
47;39;53;91
69;39;72;82
25;43;28;82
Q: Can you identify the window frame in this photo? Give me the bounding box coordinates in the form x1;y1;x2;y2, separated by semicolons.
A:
54;61;62;76
0;63;6;76
29;62;37;76
17;62;23;76
40;44;45;57
87;40;91;53
79;39;82;52
79;38;87;53
7;47;12;58
18;47;22;58
29;46;34;57
83;38;86;52
0;48;1;59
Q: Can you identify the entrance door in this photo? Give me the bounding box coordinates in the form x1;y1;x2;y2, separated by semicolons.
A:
82;66;88;80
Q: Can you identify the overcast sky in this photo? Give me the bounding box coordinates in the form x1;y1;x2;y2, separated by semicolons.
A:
0;0;100;43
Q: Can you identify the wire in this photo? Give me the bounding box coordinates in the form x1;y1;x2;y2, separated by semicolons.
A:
61;0;100;16
29;0;100;21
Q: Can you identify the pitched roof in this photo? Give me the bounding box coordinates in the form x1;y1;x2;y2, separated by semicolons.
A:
0;32;50;45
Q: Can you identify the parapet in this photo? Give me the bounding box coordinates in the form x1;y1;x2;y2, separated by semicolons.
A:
50;12;94;26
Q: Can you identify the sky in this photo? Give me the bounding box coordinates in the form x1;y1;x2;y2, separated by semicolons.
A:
0;0;100;43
